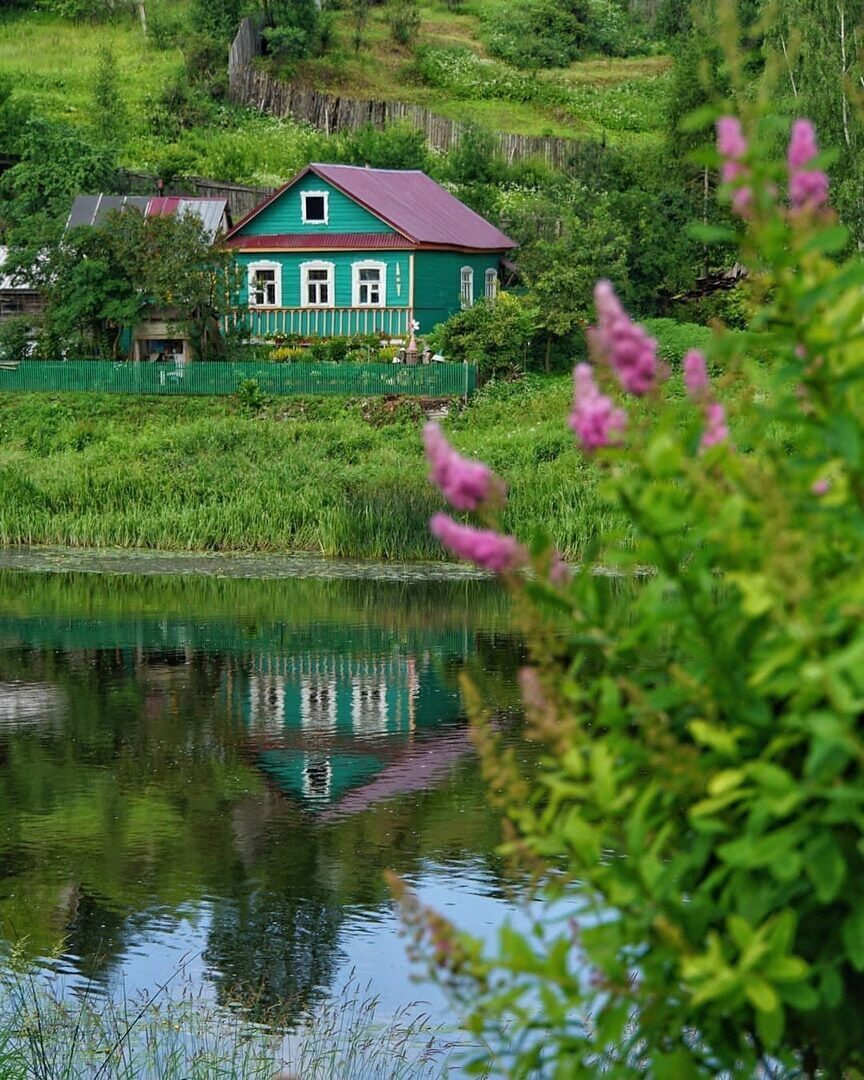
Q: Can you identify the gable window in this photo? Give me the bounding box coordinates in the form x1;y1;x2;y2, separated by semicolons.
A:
302;191;329;225
485;267;498;301
460;266;474;308
300;261;335;307
352;261;387;308
248;261;281;308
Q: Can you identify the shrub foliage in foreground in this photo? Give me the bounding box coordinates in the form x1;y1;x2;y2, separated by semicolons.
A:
396;109;864;1077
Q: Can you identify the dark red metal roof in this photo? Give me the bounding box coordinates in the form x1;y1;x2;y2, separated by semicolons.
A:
226;164;516;251
225;231;415;250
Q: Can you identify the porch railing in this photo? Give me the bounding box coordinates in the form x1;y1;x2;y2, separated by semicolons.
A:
225;306;411;339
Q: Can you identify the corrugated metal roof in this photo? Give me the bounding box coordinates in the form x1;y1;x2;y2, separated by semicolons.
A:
227;164;516;251
65;195;229;240
225;232;415;250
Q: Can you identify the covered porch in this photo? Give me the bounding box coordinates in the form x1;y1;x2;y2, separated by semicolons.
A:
224;306;411;341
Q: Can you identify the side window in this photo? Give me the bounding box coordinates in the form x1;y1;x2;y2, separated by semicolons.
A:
485;267;498;300
302;191;329;225
460;266;474;309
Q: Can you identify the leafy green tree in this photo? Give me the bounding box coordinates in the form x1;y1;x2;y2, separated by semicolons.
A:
189;0;243;41
519;198;630;370
334;122;430;170
0;117;117;268
90;45;127;146
39;208;239;358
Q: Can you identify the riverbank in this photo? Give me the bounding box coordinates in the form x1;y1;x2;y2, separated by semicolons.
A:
0;376;614;559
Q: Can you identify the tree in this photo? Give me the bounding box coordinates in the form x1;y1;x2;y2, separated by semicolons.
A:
189;0;243;41
40;208;240;358
521;198;630;371
90;45;127;146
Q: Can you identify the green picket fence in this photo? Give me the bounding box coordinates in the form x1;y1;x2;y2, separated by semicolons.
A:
0;360;478;397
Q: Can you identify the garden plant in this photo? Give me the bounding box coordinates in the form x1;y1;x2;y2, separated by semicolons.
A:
398;107;864;1077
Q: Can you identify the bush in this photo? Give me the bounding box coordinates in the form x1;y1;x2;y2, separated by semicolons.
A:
641;316;714;365
483;0;589;68
0;317;34;365
389;0;421;45
427;292;537;379
400;113;864;1077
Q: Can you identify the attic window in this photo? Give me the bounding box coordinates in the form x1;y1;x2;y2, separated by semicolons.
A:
302;191;328;225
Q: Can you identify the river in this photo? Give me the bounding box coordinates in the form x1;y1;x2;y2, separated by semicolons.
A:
0;553;529;1072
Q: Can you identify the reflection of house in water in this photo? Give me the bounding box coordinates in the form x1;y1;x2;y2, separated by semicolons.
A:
239;649;467;811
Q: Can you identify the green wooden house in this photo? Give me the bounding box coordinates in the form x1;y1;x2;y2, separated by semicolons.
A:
224;163;515;340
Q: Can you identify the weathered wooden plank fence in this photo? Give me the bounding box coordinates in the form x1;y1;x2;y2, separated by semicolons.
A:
227;18;597;171
0;360;477;398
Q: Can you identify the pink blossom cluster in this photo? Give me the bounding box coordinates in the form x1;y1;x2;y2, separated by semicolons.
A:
788;119;829;210
429;513;526;574
716;116;752;216
593;281;659;395
423;422;504;511
568;362;627;452
683;349;729;453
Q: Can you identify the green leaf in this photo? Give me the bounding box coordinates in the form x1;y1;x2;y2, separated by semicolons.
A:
745;974;780;1014
755;1002;785;1049
802;224;849;255
804;835;847;903
842;905;864;970
763;955;809;983
653;1050;698;1079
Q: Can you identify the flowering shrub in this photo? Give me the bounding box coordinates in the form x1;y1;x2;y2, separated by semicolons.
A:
400;112;864;1077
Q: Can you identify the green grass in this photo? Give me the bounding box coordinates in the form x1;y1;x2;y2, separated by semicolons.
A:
0;8;184;138
0;964;457;1079
0;376;615;559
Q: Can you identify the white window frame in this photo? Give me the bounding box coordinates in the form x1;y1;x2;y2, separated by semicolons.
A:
460;266;474;309
485;267;498;301
300;260;335;308
247;260;282;309
301;190;329;225
352;260;387;308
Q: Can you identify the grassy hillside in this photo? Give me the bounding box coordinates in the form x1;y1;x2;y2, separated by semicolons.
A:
0;1;671;187
290;2;671;143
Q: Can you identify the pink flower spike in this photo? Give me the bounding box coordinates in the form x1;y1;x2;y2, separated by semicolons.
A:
592;282;659;395
683;350;710;400
423;422;504;512
716;116;753;217
568;362;627;452
788;119;829;210
549;549;571;585
700;402;729;452
429;513;526;574
811;477;831;496
788;119;818;170
717;116;747;160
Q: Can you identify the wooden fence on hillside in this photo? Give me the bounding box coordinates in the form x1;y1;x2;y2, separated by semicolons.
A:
227;18;598;171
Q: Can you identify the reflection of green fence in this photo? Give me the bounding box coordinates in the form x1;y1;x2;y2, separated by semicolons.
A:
0;361;478;397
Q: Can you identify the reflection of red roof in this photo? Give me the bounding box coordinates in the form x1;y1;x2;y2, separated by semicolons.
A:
227;164;516;251
225;232;414;251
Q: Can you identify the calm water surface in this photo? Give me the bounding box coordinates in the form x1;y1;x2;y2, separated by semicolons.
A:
0;557;527;1031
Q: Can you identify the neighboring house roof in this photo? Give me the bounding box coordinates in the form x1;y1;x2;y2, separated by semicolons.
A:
66;195;230;241
227;164;516;251
225;232;414;251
